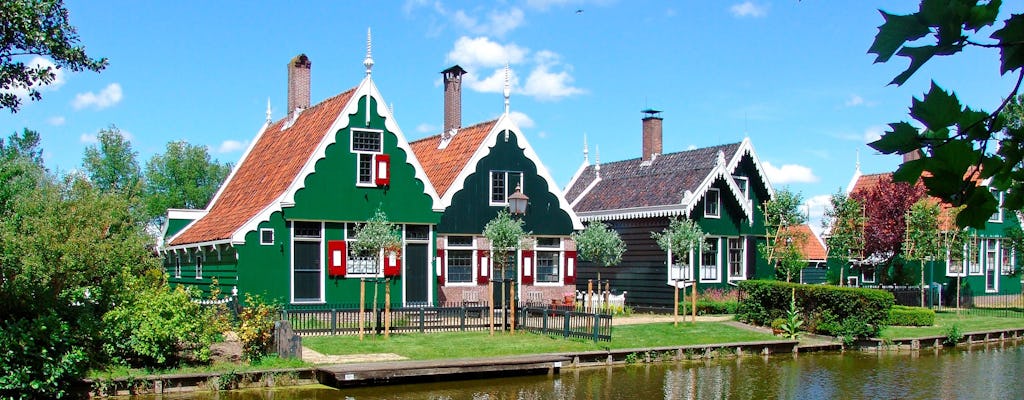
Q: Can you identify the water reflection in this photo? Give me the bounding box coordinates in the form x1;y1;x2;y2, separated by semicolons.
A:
142;342;1024;400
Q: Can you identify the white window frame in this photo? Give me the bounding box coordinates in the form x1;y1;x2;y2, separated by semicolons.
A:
291;221;325;304
985;238;999;293
861;264;876;284
667;247;694;285
727;236;747;280
700;237;722;283
344;222;386;279
533;237;563;285
351;128;383;187
260;228;274;245
968;238;983;276
489;170;523;206
733;176;749;199
989;189;1004;223
1001;239;1015;276
704;188;721;219
195;254;203;280
444;236;477;286
946;242;966;277
174;254;181;278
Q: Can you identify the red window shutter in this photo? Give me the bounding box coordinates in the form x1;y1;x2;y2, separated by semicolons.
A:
477;251;490;285
328;240;347;277
384;251;401;277
374;154;391;186
521;250;534;285
436;248;445;285
565;251;577;285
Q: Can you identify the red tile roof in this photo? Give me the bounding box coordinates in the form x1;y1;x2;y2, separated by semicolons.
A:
783;224;826;261
409;120;497;196
169;88;356;246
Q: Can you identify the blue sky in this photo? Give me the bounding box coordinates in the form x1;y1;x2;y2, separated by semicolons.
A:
1;1;1013;234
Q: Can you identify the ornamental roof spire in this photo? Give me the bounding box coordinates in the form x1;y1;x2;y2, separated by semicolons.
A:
363;28;374;77
583;134;589;163
265;97;272;123
503;62;511;115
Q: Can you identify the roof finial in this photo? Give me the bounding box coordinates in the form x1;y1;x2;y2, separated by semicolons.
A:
265;97;272;123
583;134;589;163
855;149;861;173
503;62;510;115
595;144;601;178
363;27;374;77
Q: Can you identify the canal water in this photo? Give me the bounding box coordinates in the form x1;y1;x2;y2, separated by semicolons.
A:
150;342;1024;399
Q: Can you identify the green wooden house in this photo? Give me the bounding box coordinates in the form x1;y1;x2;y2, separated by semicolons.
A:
160;44;444;306
837;167;1022;298
409;65;583;306
563;110;775;308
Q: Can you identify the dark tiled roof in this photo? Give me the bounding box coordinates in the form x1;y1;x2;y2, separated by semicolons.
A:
568;143;741;213
409;120;497;197
170;89;357;246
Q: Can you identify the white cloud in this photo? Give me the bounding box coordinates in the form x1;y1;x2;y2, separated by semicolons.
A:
217;139;248;154
447;38;584;100
508;111;535;128
803;194;833;237
447;36;528;70
729;1;767;18
453;8;524;37
687;144;697;150
416;123;439;134
862;125;886;143
465;67;512;93
79;133;97;144
1;57;67;99
537;131;549;139
845;95;864;107
72;83;123;110
521;51;585;100
763;161;818;184
47;116;66;126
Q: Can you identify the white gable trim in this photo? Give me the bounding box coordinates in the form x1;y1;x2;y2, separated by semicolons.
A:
564;160;591;198
680;161;753;224
579;203;690;222
728;138;776;199
569;176;601;209
441;114;583;230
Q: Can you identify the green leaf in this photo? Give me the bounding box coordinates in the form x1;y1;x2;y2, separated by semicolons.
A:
893;158;925;184
991;13;1024;74
891;45;939;86
957;186;998;229
967;0;1002;30
957;107;993;141
869;122;920;154
869;11;931;64
910;82;962;130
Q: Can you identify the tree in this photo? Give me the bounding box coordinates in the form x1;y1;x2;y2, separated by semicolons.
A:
571;221;625;283
350;209;401;338
904;199;942;305
757;188;807;282
822;190;866;286
850;174;926;284
82;125;141;197
143;140;231;224
866;1;1023;229
652;216;705;324
1;0;107;112
0;128;45;213
483;210;529;334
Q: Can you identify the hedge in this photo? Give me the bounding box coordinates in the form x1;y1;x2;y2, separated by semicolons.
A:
737;280;895;338
885;305;935;327
678;299;739;315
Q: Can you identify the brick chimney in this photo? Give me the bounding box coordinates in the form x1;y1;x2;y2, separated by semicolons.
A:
287;54;311;115
642;109;663;162
442;65;467;135
902;149;923;163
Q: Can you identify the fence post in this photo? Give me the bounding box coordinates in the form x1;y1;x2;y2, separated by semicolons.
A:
563;310;571;339
592;314;601;342
376;308;383;335
419;307;425;333
460;305;467;331
331;309;337;335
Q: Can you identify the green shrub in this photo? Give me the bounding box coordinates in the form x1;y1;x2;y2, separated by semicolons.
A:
885;305;935;327
944;324;963;346
0;312;88;399
237;294;281;362
102;285;220;367
679;299;739;315
737;280;894;339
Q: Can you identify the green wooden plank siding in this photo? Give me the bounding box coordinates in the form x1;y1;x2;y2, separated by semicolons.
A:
438;130;574;236
164;218;194;241
165;246;239;299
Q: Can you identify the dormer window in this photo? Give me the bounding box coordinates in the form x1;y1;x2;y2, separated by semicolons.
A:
704;188;721;218
989;189;1004;223
351;129;383;186
734;176;749;199
490;171;523;205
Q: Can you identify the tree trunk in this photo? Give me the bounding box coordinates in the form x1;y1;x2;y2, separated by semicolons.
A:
691;278;697;324
384;278;391;337
673;279;679;327
488;280;495;335
359;278;366;340
509;281;516;334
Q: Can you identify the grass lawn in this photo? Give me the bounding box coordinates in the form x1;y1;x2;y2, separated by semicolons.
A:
88;356;309;379
881;312;1024;339
303;322;780;360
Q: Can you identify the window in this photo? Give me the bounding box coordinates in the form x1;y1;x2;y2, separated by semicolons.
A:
947;241;964;276
728;237;745;279
535;238;562;283
446;236;474;284
344;222;382;277
668;248;693;282
490;171;523;204
293;221;323;302
405;225;430;241
733;176;749;199
174;255;181;278
989;189;1004;223
700;237;720;281
351;129;383;186
1001;240;1015;275
260;228;274;245
195;255;203;279
968;238;982;275
862;265;876;283
704;188;721;218
986;239;998;271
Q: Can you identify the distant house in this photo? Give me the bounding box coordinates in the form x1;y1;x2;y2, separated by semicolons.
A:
410;65;583;306
839;159;1021;297
786;224;828;284
564;110;775;308
160;44;444;306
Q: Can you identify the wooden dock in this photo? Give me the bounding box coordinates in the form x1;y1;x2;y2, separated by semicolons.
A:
315;354;572;387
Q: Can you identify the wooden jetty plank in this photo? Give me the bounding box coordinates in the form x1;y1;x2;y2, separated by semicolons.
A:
317;354;571;387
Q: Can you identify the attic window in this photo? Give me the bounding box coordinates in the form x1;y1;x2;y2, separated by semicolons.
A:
704;188;721;218
734;176;749;199
989;189;1004;223
490;171;523;205
351;129;383;186
260;228;274;245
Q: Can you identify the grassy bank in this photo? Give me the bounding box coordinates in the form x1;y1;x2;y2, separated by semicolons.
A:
881;312;1024;339
88;356;308;380
303;322;780;360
